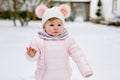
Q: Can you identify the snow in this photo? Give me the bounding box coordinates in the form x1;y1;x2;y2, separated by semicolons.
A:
0;20;120;80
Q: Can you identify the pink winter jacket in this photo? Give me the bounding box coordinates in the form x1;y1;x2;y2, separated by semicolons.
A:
26;36;93;80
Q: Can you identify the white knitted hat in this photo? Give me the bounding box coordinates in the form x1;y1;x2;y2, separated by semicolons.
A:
35;4;71;27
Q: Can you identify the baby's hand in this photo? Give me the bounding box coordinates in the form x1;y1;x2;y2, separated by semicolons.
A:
26;47;37;57
84;71;93;78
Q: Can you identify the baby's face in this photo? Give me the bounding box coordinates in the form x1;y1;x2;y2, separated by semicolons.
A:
44;18;64;36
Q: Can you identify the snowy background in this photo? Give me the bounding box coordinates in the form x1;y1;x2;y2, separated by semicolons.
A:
0;20;120;80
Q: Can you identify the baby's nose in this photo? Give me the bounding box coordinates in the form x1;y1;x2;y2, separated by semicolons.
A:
54;26;58;30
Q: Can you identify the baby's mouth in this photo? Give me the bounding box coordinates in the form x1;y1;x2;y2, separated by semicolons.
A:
53;31;59;33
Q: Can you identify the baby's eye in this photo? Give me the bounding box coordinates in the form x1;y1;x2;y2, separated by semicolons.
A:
49;24;54;27
58;24;62;27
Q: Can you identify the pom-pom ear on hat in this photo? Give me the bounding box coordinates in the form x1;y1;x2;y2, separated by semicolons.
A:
35;5;47;18
59;4;71;18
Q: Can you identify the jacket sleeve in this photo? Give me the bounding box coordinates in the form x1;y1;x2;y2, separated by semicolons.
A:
25;38;40;62
68;38;93;77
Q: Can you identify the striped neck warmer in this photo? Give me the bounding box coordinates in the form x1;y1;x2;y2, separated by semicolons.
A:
38;29;69;40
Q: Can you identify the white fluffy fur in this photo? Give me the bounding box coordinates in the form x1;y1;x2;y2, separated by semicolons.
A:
35;5;47;18
59;4;71;18
35;4;71;18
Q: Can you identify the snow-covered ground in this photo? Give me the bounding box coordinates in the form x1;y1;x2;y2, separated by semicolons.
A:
0;20;120;80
